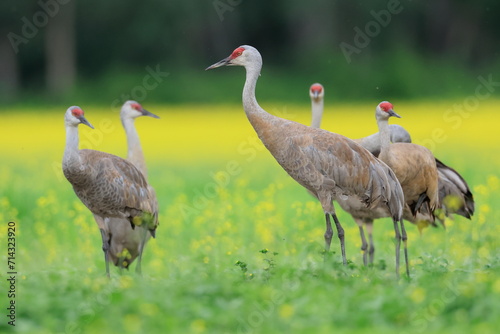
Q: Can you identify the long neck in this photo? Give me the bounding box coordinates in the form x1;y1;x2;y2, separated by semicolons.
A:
121;117;147;178
376;116;391;152
242;63;276;138
63;125;81;168
310;98;323;128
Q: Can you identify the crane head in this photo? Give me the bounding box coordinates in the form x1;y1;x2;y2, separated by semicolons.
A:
65;106;94;129
205;45;261;70
121;100;160;120
376;101;401;120
309;83;324;101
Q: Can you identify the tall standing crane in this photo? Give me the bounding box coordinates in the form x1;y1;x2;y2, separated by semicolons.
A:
62;106;159;276
309;86;474;263
207;46;409;276
105;101;159;272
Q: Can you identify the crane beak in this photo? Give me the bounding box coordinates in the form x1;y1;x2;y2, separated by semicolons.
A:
142;109;160;119
312;91;319;99
79;116;94;129
205;57;230;70
388;109;401;118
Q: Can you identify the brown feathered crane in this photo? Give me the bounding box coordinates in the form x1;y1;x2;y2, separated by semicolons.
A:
62;106;159;276
104;101;159;272
375;102;440;260
207;45;409;276
309;85;473;223
309;85;474;264
310;83;412;153
309;84;412;265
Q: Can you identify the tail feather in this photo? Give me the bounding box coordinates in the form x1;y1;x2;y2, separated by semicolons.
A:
368;161;404;221
435;158;475;219
411;192;429;217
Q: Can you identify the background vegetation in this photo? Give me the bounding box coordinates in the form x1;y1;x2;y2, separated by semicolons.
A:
1;104;499;333
2;0;500;105
1;1;500;333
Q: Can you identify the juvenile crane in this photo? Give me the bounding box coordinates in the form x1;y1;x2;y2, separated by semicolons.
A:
62;106;159;276
309;86;474;263
105;101;159;272
207;46;408;276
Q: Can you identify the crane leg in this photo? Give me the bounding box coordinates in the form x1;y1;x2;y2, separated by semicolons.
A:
118;258;125;275
324;213;333;252
365;221;375;265
117;251;128;273
400;220;410;277
332;213;347;265
135;226;149;276
355;219;368;266
393;219;401;279
99;229;110;278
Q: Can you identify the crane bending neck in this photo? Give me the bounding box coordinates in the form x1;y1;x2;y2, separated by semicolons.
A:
242;64;262;114
242;62;277;135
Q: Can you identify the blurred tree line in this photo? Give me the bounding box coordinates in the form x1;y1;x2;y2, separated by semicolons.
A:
1;0;499;104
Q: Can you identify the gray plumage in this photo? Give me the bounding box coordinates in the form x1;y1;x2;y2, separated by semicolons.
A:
208;46;406;274
310;85;473;222
104;101;160;270
435;158;474;220
63;150;158;233
62;106;158;276
354;125;412;157
64;149;158;223
309;83;412;157
309;84;411;272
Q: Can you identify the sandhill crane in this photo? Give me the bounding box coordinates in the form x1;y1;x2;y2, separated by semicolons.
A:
369;101;473;222
376;101;440;259
310;83;472;217
309;83;411;155
105;101;159;272
309;86;474;263
207;45;409;276
62;106;159;276
310;84;409;265
309;83;324;128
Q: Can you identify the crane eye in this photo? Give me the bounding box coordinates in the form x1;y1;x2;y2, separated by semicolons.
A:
72;108;83;117
231;47;245;59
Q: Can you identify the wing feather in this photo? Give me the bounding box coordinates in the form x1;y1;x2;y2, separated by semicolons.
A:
72;150;158;227
272;129;403;219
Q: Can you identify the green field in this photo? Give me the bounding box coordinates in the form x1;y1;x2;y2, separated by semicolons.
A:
1;102;499;333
